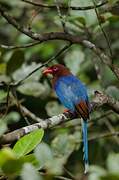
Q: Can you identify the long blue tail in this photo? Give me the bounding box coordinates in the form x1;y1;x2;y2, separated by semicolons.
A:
82;119;89;174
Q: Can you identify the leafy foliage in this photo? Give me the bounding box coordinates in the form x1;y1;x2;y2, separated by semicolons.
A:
13;129;44;158
0;0;119;179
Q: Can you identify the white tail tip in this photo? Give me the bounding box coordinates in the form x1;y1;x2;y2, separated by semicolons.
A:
84;163;89;174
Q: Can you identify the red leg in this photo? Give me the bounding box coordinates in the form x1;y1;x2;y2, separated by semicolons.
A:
63;109;70;113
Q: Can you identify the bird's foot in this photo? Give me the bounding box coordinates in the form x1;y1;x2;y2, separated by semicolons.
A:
63;109;77;118
63;109;70;113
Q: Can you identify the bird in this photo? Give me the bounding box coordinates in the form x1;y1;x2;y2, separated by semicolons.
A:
43;64;90;173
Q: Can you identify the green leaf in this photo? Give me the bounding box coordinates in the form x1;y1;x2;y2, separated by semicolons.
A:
0;112;20;137
107;153;119;174
13;129;44;158
34;143;64;175
2;159;23;176
0;148;16;167
70;0;97;26
108;0;119;5
21;163;43;180
101;66;117;87
68;16;86;26
13;62;42;82
51;131;81;160
106;86;119;100
89;165;107;180
46;101;64;116
34;142;53;168
0;90;7;101
6;50;24;75
46;158;64;175
4;111;20;124
2;154;38;176
64;46;84;75
20;154;39;167
39;43;55;59
101;174;119;180
108;15;119;23
0;63;6;74
18;82;46;97
76;17;86;26
0;120;7;137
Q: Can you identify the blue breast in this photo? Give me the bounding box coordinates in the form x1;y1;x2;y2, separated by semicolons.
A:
54;75;88;111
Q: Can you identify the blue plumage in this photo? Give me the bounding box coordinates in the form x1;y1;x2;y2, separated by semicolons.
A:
43;64;89;173
82;120;89;173
54;75;89;173
54;75;88;111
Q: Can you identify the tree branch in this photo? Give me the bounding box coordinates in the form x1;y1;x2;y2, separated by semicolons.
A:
19;105;44;123
0;41;40;50
0;112;75;144
89;131;119;141
92;0;113;58
16;43;72;86
1;114;119;144
54;0;67;33
93;91;119;114
1;90;119;144
0;4;119;81
21;0;107;11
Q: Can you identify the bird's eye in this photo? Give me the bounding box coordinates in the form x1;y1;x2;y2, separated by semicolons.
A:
53;67;58;71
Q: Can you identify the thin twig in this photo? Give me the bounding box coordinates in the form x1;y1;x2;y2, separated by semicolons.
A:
104;118;119;144
64;167;76;180
54;110;113;129
82;40;119;80
93;90;119;114
0;112;75;144
89;131;119;141
11;88;30;125
92;110;113;122
0;41;40;50
55;176;72;180
0;4;119;81
92;0;113;59
21;0;108;11
16;43;72;86
1;90;119;144
54;0;67;33
1;115;119;144
19;105;44;123
27;8;40;30
1;85;11;120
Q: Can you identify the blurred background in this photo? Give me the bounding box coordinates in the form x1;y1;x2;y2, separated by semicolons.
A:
0;0;119;179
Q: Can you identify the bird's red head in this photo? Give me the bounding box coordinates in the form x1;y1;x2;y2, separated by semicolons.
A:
43;64;71;77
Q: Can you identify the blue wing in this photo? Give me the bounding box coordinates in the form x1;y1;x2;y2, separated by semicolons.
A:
54;75;88;111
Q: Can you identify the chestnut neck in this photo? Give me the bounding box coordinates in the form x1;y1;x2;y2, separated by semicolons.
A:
52;70;72;88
